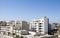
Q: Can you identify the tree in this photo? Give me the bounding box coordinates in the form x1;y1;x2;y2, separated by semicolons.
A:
8;32;11;36
15;35;20;38
3;32;6;35
15;35;24;38
12;33;16;35
20;36;23;38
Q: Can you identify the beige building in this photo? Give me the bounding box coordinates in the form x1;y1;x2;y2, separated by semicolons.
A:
0;34;13;38
0;25;13;34
7;20;15;26
0;21;12;34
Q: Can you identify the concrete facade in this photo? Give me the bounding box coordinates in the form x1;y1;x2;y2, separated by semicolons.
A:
30;17;49;35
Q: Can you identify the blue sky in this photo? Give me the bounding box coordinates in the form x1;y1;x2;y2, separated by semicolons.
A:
0;0;60;23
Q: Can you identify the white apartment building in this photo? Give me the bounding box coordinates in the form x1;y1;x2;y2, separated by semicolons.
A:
30;17;49;35
0;25;13;34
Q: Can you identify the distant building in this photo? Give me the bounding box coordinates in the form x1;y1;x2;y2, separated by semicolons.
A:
30;16;49;35
7;20;15;26
54;24;60;35
12;21;29;36
7;20;29;31
51;23;57;30
0;21;7;26
48;23;60;35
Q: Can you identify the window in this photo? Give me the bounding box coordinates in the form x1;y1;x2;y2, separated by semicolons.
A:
39;25;42;27
39;23;42;25
39;28;42;29
39;30;42;32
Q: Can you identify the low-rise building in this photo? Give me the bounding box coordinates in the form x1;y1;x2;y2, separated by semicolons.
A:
0;34;13;38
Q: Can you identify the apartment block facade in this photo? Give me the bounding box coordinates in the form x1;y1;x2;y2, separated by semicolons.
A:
30;17;49;35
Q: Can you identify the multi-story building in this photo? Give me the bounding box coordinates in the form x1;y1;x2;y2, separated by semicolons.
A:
0;25;13;34
7;20;29;31
21;21;29;31
30;17;49;35
0;20;29;35
12;21;29;36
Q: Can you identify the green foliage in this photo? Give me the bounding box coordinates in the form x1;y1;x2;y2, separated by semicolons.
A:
15;35;24;38
20;36;23;38
12;33;16;35
15;35;20;38
8;32;11;36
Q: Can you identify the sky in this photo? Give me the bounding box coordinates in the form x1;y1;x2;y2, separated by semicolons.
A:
0;0;60;23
